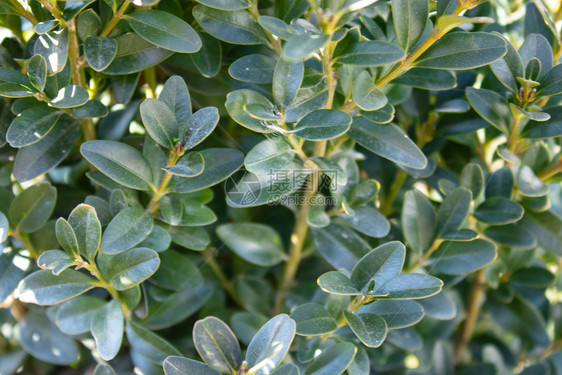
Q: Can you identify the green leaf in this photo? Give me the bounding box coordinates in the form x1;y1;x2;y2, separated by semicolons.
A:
353;70;387;111
216;223;286;266
126;320;181;364
106;247;160;290
342;206;390;238
259;16;293;40
143;284;212;329
34;29;68;75
140;98;178;149
101;207;153;254
282;33;330;62
392;68;457;90
164;356;221;375
73;100;108;118
245;137;294;174
290;303;338;336
84;36;117;72
392;0;428;51
168;227;211;251
229;54;276;83
459;163;484;199
518;165;548;197
77;9;101;40
81;140;154;191
273;58;303;110
159;75;192;126
474;197;524;224
344;311;387;348
193;5;267;45
0;211;7;242
68;204;101;261
520;210;562;254
402;190;436;253
538;64;562;96
429;239;497;274
0;68;35;97
441;228;479;241
376;274;443;299
349;118;427;169
192;32;222;78
56;296;105;335
193;316;242;373
49;85;89;109
55;218;79;257
196;0;248;10
17;269;94;305
94;364;116;375
37;249;75;275
312;223;371;271
19;311;79;365
164;152;204;177
6;106;61;147
416;32;507;70
437;187;471;235
519;34;553;80
292;109;352;140
304;342;357;374
27;54;47;92
484;223;536;249
360;104;395;124
91;300;124;361
510;103;550;122
226;89;278;133
335;41;405;67
179;200;216;226
126;10;201;53
466;87;511;134
350;241;405;292
523;106;562;138
318;271;360;295
360;300;424;329
246;314;296;375
490;36;523;93
182;107;220;149
104;33;174;75
273;364;299;375
9;182;56;233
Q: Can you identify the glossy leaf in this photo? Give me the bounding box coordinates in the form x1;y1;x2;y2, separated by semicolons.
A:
304;342;356;375
402;190;436;253
81;140;154;191
101;207;153;254
246;314;296;375
216;223;286;266
27;54;47;92
349;118;427;169
292;109;352;140
56;296;105;335
9;183;56;233
350;241;405;292
49;85;89;109
344;311;387;348
193;316;242;373
429;239;497;274
273;58;303;110
416;32;507;70
84;36;117;72
6;106;61;147
140;98;178;149
376;273;443;299
336;41;405;67
164;356;221;375
126;11;201;50
392;0;428;51
290;303;338;336
193;6;267;45
353;70;387;111
245;137;294;174
17;270;94;305
91;300;124;361
474;197;524;224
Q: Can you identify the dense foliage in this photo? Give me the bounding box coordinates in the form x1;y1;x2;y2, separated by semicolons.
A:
0;0;562;374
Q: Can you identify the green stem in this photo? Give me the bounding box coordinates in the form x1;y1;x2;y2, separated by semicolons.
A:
454;268;486;364
10;230;38;259
203;247;244;308
147;145;183;214
380;170;407;216
38;0;66;26
100;0;130;37
8;0;37;25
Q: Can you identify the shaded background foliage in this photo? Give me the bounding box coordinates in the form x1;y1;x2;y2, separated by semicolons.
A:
0;0;561;374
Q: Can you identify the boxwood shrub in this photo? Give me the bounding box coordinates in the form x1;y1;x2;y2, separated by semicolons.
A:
0;0;561;374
